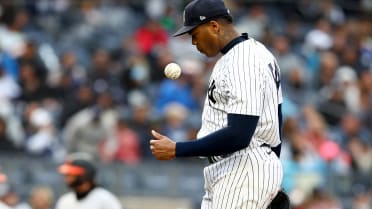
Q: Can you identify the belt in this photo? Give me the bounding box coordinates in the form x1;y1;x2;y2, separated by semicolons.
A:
207;155;230;164
208;143;271;164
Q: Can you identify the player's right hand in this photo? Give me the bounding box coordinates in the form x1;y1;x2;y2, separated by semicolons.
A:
150;130;176;160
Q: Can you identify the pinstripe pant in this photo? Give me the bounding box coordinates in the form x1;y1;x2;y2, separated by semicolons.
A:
201;146;283;209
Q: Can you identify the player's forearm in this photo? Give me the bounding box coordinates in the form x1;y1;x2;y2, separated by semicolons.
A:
175;114;259;157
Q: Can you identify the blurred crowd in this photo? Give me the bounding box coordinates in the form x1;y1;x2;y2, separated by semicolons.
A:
0;0;372;208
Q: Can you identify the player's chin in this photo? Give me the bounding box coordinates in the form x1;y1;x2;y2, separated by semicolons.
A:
197;47;211;57
201;49;219;57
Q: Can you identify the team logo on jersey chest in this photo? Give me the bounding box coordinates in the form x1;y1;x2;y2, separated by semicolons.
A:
268;62;281;90
208;80;217;105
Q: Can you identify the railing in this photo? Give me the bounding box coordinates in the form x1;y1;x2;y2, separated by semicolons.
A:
0;153;206;208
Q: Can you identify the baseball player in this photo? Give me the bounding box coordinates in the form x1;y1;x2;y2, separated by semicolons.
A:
150;0;288;208
55;153;122;209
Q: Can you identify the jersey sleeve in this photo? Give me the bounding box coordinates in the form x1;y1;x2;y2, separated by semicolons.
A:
225;44;264;116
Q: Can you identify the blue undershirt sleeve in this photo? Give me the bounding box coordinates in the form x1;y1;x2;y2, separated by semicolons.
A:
175;114;259;157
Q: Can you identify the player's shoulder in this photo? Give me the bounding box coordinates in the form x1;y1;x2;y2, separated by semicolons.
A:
91;187;123;208
241;38;276;62
222;36;275;67
90;187;111;195
244;38;272;53
92;187;119;199
55;192;75;207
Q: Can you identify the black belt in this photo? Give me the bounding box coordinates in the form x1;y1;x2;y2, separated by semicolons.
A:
208;143;271;164
207;156;227;164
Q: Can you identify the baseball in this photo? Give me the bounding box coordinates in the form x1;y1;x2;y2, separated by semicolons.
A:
164;63;182;79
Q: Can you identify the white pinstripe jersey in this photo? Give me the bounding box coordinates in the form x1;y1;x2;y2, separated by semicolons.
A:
197;38;282;159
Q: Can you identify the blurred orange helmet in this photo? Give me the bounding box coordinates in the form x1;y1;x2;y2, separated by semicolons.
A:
58;153;96;180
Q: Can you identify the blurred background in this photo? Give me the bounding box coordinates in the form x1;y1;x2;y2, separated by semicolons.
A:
0;0;371;208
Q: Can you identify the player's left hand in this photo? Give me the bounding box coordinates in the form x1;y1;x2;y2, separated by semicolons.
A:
150;130;176;160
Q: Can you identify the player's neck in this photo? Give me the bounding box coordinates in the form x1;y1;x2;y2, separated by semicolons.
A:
74;182;96;200
219;27;240;49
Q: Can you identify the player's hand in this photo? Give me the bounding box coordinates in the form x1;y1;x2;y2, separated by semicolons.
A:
150;130;176;160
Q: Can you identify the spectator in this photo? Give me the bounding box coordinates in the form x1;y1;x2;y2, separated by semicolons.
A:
0;117;22;153
0;174;30;209
160;102;190;143
0;62;20;100
120;53;150;92
28;186;54;209
24;106;61;159
333;66;360;114
125;90;157;158
359;71;372;130
316;53;347;126
87;48;124;103
235;4;269;40
0;6;29;58
2;189;31;209
348;137;372;176
282;66;315;107
271;35;305;78
0;99;25;146
63;92;120;159
62;107;107;159
58;50;87;87
17;41;48;82
280;116;327;204
304;18;333;52
315;51;339;91
301;106;341;161
99;118;141;165
16;61;55;103
134;18;168;55
59;84;95;128
319;0;345;25
303;19;334;78
332;113;372;150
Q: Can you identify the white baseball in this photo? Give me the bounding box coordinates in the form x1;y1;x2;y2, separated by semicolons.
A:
164;63;182;79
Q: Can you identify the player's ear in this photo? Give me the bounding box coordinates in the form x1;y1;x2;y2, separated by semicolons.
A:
208;20;220;34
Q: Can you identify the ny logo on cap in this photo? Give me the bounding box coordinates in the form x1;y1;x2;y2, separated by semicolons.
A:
200;16;206;21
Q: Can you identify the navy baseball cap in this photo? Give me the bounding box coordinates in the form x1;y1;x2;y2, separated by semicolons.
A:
173;0;231;37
